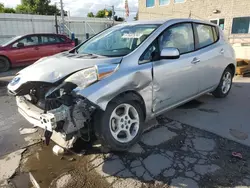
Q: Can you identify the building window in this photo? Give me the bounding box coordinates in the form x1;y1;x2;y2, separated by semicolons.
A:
210;19;225;30
232;17;250;34
146;0;155;7
159;0;170;6
174;0;185;3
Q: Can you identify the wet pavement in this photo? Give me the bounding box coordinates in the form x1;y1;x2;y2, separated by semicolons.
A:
7;117;250;188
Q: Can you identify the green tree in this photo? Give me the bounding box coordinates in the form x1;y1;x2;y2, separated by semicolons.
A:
16;0;60;15
0;3;4;13
0;3;16;13
95;9;112;18
87;12;94;17
3;7;16;13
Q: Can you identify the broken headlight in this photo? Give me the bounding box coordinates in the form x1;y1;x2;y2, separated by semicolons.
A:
45;66;98;99
65;66;98;89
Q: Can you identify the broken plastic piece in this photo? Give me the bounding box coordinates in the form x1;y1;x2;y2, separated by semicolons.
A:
19;128;38;135
52;145;64;156
232;152;243;159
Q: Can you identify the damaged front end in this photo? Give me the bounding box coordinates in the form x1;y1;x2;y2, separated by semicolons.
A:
8;65;116;148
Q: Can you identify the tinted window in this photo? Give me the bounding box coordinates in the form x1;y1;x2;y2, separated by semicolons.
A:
146;0;154;7
159;23;194;54
196;24;216;49
12;36;39;47
232;17;250;34
59;36;66;42
41;35;61;44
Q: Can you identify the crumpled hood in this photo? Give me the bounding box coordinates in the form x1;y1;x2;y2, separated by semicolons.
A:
18;53;122;83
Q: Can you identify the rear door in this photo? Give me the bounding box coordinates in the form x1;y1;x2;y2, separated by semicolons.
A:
9;35;41;65
193;23;224;92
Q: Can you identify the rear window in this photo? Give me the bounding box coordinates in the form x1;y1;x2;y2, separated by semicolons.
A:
195;24;218;49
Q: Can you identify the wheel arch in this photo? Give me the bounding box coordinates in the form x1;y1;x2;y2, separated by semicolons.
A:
227;63;236;76
0;55;12;66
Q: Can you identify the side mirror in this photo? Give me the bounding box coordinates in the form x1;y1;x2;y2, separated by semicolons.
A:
160;47;180;59
17;42;24;48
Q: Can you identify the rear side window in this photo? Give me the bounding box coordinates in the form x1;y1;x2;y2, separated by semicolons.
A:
195;24;218;49
41;35;61;44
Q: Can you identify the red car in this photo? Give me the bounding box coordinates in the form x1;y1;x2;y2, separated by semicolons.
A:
0;33;75;72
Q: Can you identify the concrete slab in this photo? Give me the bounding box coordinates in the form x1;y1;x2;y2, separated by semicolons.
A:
0;149;26;182
166;77;250;147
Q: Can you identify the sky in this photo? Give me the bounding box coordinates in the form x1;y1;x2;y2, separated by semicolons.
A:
0;0;138;19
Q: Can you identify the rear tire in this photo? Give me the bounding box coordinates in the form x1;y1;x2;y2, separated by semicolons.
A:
212;67;233;98
93;94;144;151
0;56;10;72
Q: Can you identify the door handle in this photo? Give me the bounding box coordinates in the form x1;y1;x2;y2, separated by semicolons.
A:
191;58;200;64
220;49;225;54
34;47;39;50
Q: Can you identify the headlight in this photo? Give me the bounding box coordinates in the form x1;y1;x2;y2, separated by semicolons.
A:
65;66;98;89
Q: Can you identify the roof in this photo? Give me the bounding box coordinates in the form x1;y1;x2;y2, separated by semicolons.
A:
122;18;215;26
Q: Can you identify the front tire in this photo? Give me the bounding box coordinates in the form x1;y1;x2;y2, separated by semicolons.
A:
94;95;144;151
212;67;233;98
0;56;10;72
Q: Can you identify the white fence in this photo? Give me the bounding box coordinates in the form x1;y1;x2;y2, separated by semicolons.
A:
0;13;116;44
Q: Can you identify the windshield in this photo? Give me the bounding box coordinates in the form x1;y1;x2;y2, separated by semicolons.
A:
0;36;21;46
76;24;160;57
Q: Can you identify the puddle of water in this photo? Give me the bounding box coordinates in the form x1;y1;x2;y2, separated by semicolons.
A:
20;143;79;188
178;100;203;109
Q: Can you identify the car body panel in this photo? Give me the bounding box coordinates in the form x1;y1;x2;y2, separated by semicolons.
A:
152;52;200;112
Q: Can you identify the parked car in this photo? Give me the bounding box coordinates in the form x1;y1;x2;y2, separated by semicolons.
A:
0;33;75;72
7;19;236;151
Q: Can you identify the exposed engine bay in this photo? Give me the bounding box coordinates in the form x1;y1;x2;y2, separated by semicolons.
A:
14;80;97;147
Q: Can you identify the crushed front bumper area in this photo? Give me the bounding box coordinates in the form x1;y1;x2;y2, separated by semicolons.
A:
16;96;95;148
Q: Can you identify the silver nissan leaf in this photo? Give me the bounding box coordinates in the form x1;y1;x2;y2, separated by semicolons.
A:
7;19;236;151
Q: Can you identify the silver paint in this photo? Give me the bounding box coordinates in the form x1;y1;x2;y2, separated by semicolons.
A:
8;18;236;123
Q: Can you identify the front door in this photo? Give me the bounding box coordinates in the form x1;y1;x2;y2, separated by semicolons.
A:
10;35;41;65
151;23;199;112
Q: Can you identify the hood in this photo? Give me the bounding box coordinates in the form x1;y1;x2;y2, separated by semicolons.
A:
17;53;122;83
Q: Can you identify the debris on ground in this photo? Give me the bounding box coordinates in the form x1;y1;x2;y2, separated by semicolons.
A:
52;145;65;156
19;128;38;135
232;152;243;159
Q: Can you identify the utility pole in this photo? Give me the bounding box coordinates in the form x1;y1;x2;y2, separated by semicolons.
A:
112;5;115;26
60;0;65;34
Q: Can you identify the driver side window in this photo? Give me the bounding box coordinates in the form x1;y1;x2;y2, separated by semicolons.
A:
159;23;194;54
12;36;39;48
